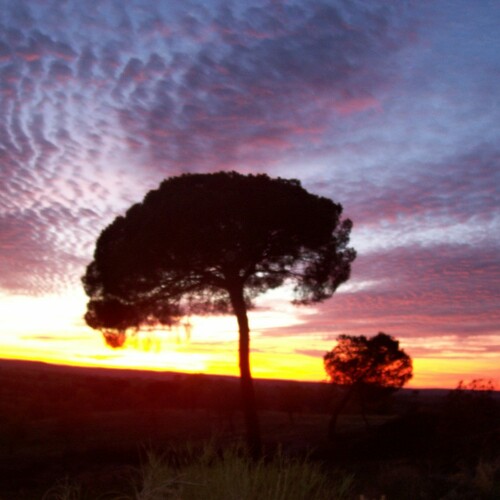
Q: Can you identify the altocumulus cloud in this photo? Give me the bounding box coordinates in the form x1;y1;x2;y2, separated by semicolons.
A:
0;0;419;294
0;0;499;365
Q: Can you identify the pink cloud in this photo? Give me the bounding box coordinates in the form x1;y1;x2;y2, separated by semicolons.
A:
334;96;382;116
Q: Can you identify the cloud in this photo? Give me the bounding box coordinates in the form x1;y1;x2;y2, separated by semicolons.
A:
348;145;500;227
47;60;73;82
0;0;497;387
21;334;90;342
7;1;34;30
76;46;96;80
0;0;498;372
110;1;416;172
261;241;499;346
0;206;94;295
334;96;381;116
282;233;496;338
295;348;328;359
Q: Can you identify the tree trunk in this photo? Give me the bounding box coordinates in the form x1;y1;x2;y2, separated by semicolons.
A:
229;286;262;459
328;383;358;440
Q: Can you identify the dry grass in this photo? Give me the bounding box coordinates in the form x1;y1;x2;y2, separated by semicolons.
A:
127;443;354;500
40;443;354;499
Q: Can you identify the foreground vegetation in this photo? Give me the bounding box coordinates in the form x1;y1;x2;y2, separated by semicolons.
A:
1;360;498;499
44;444;353;500
41;443;500;500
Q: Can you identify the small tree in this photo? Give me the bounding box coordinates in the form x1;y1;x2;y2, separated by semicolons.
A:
82;172;356;457
324;332;412;438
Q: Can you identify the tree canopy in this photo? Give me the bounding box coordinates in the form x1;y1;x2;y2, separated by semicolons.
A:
82;171;356;456
324;333;413;388
83;172;355;328
324;332;412;437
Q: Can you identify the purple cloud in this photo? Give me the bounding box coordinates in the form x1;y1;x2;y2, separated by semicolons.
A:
264;242;499;345
107;2;417;173
345;146;500;227
0;0;498;380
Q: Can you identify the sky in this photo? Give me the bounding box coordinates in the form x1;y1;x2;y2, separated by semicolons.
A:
0;0;499;389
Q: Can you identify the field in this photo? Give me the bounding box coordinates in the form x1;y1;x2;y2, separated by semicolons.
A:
0;359;498;499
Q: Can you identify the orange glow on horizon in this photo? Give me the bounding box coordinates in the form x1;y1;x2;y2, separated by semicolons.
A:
1;340;498;390
0;293;498;389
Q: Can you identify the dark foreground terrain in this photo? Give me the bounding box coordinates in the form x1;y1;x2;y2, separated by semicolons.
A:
0;359;498;499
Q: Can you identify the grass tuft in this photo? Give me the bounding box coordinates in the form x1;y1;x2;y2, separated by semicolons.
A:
42;477;82;500
128;443;354;500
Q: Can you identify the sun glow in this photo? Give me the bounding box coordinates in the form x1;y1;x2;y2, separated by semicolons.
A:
0;290;304;377
0;291;498;388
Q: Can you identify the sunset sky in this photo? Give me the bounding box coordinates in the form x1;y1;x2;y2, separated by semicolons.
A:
1;0;499;389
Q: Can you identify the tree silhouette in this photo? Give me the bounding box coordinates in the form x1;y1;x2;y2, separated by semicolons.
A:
82;172;356;457
324;332;412;439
